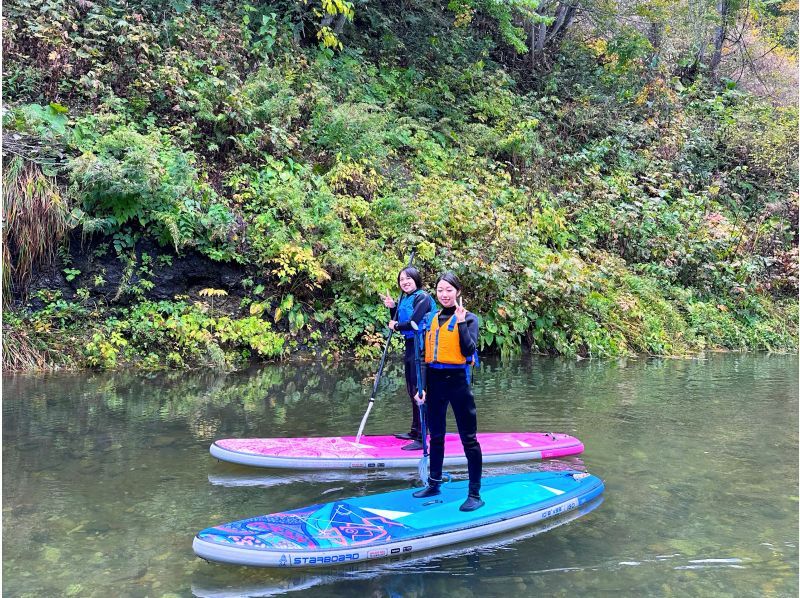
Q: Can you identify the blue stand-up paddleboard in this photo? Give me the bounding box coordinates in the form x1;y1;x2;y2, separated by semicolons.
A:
190;496;603;597
193;470;604;567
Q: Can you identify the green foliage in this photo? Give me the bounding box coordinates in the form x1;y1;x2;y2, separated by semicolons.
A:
62;268;81;282
93;300;287;370
69;125;239;260
84;331;127;369
449;0;543;54
4;102;69;139
2;0;796;370
228;158;338;294
694;90;798;205
310;101;400;165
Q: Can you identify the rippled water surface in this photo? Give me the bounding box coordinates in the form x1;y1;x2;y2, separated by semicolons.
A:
3;353;798;597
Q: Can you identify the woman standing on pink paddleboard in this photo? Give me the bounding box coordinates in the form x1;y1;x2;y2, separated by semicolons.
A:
380;267;437;450
413;272;484;512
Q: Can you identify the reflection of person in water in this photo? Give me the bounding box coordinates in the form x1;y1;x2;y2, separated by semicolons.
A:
380;266;436;451
412;272;484;512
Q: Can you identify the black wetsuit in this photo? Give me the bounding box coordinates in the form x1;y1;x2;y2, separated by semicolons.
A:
424;306;482;496
390;291;435;440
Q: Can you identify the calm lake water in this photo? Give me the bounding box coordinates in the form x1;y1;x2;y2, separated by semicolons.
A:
3;353;798;597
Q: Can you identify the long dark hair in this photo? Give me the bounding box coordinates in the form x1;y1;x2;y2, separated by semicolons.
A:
435;271;462;294
398;266;423;291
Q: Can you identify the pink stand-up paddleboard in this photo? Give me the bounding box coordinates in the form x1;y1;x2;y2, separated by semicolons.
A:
210;432;583;470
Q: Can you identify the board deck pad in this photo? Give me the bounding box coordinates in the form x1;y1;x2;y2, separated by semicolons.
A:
193;470;604;567
210;432;583;470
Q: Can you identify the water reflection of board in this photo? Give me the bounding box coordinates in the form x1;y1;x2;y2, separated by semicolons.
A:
210;432;584;469
192;470;604;567
206;458;585;488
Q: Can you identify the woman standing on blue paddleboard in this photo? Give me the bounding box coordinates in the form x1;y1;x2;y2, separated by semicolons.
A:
380;267;436;450
413;272;483;512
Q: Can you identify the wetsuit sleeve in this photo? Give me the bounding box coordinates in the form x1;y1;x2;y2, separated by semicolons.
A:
457;313;479;357
395;292;432;332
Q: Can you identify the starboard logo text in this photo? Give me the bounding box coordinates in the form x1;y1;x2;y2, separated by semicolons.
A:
292;553;360;565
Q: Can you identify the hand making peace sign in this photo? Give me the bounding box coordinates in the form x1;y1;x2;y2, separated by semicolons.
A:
380;290;396;309
455;296;467;323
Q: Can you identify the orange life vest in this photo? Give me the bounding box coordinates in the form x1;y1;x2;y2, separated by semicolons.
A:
424;311;475;366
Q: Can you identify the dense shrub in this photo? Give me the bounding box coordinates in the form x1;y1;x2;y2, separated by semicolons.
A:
2;1;796;370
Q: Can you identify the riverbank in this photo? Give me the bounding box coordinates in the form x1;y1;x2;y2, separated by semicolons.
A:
3;246;797;372
3;2;797;372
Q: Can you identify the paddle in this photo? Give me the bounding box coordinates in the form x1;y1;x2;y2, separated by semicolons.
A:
410;320;428;483
355;251;415;444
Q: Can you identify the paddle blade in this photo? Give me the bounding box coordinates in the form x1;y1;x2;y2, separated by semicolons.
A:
355;401;374;444
418;454;429;484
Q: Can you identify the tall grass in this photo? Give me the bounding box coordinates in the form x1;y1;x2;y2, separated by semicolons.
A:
2;323;50;371
2;156;70;303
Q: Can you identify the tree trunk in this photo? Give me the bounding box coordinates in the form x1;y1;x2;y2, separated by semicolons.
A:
334;13;347;34
709;0;730;77
648;21;662;66
528;0;578;66
545;3;577;47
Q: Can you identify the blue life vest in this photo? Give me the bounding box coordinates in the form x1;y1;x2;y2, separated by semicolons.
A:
396;290;437;339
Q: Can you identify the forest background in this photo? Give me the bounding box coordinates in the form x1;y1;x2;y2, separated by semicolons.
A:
2;0;798;371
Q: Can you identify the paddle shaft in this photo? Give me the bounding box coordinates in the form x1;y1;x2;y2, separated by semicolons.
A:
411;320;429;483
412;324;428;458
